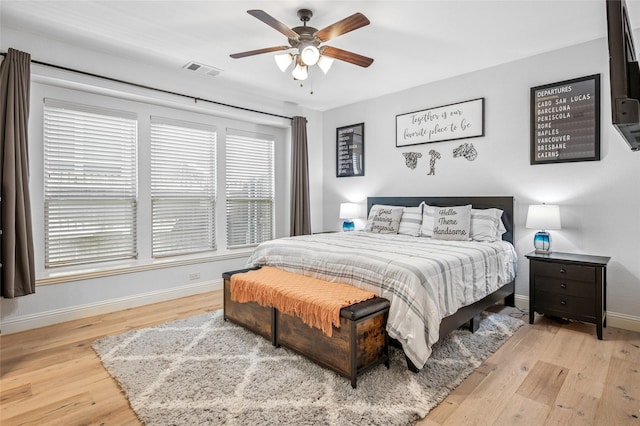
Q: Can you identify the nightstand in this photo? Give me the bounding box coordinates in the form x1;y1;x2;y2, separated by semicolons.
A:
526;251;611;340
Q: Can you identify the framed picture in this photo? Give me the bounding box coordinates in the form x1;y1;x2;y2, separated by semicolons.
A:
531;74;600;164
336;123;364;177
396;98;484;147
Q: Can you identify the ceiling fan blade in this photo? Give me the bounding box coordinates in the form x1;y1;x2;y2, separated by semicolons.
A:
230;46;291;59
320;46;374;68
315;12;370;42
247;10;299;40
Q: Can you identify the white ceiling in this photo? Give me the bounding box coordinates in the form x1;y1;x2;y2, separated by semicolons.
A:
2;0;639;111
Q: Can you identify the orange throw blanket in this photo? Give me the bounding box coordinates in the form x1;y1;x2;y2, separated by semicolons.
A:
230;266;376;337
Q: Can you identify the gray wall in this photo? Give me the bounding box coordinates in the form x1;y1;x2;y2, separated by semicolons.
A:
0;28;326;333
321;37;640;320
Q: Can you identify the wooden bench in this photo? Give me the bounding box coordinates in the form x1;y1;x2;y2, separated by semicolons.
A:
222;268;391;388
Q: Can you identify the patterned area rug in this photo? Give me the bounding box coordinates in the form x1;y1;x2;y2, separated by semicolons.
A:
93;310;523;425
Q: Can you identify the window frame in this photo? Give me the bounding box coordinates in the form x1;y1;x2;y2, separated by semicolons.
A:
33;85;287;282
43;99;138;268
225;129;276;249
150;116;217;258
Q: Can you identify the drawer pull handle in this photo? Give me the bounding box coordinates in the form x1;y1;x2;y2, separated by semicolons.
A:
559;268;566;274
560;300;567;305
560;283;567;289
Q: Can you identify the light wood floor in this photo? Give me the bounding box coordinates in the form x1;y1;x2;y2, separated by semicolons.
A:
1;292;639;425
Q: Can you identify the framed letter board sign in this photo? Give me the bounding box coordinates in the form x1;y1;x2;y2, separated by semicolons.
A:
531;74;600;164
336;123;364;177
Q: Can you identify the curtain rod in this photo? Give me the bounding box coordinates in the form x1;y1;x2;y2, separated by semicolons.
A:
1;51;293;121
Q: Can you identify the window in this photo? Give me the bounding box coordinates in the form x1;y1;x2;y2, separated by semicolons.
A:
43;99;137;267
150;117;216;257
225;129;275;248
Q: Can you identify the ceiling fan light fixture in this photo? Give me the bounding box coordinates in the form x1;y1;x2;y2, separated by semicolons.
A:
317;55;334;74
291;61;308;80
274;52;293;71
230;9;374;81
300;45;320;66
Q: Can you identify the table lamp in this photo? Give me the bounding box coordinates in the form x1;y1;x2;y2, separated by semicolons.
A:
339;202;358;231
525;204;561;253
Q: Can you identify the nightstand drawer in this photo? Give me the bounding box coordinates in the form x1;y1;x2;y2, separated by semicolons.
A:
534;290;595;318
532;261;595;282
533;277;592;297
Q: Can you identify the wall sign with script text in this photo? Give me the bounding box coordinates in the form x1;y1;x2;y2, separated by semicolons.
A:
531;74;600;164
396;98;484;147
336;123;364;177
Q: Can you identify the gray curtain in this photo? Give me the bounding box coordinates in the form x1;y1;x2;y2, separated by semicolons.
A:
290;116;311;236
1;48;36;298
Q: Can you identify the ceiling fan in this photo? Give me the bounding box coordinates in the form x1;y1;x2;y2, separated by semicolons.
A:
230;9;374;80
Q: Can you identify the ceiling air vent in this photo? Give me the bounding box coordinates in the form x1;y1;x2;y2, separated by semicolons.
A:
182;61;223;77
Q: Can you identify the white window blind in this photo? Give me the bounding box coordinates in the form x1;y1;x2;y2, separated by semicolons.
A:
150;117;216;257
225;129;274;248
43;99;138;268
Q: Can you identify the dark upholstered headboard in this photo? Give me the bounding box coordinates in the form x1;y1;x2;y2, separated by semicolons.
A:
367;196;514;244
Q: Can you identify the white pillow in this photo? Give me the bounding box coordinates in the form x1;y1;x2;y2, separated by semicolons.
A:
398;203;424;236
368;206;403;234
433;205;472;241
470;208;506;242
419;204;436;237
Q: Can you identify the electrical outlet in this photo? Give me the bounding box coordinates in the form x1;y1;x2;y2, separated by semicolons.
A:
189;272;200;281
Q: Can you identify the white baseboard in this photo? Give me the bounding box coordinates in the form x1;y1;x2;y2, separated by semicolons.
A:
514;294;529;311
606;311;640;333
4;287;638;335
1;279;222;335
512;294;640;333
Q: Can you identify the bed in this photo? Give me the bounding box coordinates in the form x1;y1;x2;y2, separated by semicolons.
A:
246;196;517;371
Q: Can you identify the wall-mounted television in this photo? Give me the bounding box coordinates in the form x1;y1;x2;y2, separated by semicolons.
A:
607;0;640;151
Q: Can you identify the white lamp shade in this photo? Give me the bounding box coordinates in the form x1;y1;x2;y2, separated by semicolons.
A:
526;204;561;230
339;203;358;219
317;55;334;74
291;62;308;80
274;53;293;72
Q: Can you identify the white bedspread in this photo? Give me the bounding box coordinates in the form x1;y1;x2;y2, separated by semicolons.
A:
246;231;517;369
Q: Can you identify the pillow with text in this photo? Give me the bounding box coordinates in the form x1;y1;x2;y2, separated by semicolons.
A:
368;205;404;234
433;205;472;241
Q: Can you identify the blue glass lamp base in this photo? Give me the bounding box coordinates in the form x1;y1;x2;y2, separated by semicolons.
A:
342;220;354;232
534;231;551;253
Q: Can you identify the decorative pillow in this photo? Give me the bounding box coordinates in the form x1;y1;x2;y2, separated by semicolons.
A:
367;206;403;234
398;203;424;236
470;208;506;242
419;204;436;237
433;205;472;241
365;205;397;231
